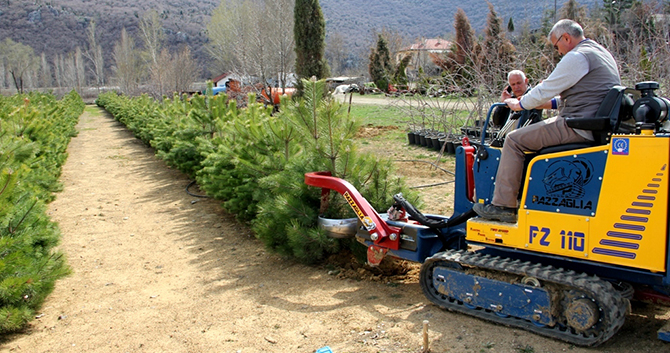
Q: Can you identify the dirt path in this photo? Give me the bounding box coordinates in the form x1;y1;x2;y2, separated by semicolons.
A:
1;106;669;353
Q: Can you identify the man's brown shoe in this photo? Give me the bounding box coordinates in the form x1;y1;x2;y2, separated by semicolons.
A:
473;203;517;223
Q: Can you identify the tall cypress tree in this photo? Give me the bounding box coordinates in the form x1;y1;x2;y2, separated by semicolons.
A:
480;3;515;91
294;0;330;88
560;0;587;24
368;34;392;92
452;9;476;67
443;8;479;95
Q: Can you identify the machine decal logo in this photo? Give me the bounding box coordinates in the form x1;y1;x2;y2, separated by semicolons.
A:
531;158;594;210
612;138;629;155
343;191;376;230
526;151;606;216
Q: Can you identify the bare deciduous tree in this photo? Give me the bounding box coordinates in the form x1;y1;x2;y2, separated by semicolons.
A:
140;10;167;97
267;0;296;91
112;28;143;96
84;20;105;90
75;46;86;93
170;45;200;93
207;0;296;102
611;1;670;93
207;0;256;76
0;62;6;88
53;54;63;88
325;32;347;76
63;53;77;89
39;52;52;88
0;38;38;93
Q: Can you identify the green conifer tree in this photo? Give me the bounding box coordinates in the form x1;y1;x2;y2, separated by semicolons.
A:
0;91;81;333
368;35;393;93
251;78;419;263
480;2;516;92
603;0;634;28
560;0;587;24
294;0;330;93
393;55;411;87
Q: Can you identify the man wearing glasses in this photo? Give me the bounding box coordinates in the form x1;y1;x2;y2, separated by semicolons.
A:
473;19;620;223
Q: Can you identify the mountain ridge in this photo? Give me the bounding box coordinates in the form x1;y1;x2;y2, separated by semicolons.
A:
0;0;568;79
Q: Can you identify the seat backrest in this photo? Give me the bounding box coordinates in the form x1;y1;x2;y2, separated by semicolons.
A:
545;86;634;151
593;85;633;134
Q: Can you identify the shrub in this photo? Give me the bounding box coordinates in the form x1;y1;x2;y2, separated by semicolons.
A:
98;79;420;264
0;90;83;333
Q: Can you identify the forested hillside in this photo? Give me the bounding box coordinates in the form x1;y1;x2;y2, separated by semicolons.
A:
0;0;217;75
0;0;564;80
321;0;554;48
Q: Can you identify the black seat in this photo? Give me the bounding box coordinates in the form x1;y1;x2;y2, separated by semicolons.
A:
564;85;634;145
536;86;633;155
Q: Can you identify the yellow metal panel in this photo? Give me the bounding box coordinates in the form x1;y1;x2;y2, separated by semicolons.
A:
588;136;668;272
467;211;591;259
467;220;520;247
467;136;669;272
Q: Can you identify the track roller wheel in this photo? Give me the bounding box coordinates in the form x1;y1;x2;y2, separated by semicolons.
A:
565;298;600;332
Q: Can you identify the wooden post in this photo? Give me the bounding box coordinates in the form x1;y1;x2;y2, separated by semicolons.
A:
422;320;430;352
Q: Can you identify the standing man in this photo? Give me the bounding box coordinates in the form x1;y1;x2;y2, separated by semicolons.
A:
473;19;621;223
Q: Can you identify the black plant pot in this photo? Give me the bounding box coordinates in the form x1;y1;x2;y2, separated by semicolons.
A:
419;134;428;147
407;132;416;145
446;141;455;154
426;133;435;148
438;138;447;152
431;137;441;151
435;133;447;151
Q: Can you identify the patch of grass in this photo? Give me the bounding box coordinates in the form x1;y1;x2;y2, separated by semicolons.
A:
84;105;103;116
347;104;409;127
515;344;535;353
107;155;128;160
346;101;470;132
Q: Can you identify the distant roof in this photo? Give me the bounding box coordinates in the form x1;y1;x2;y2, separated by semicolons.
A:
326;76;362;83
400;38;452;52
211;73;229;83
211;73;244;86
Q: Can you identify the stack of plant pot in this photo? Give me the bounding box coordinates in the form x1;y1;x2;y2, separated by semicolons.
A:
408;129;463;154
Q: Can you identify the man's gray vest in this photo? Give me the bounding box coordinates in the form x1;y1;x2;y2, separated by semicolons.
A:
559;39;620;119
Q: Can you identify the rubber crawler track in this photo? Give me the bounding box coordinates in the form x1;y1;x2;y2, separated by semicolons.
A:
420;250;629;346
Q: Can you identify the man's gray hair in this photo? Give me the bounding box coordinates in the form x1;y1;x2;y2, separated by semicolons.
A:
548;19;584;41
507;70;526;81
